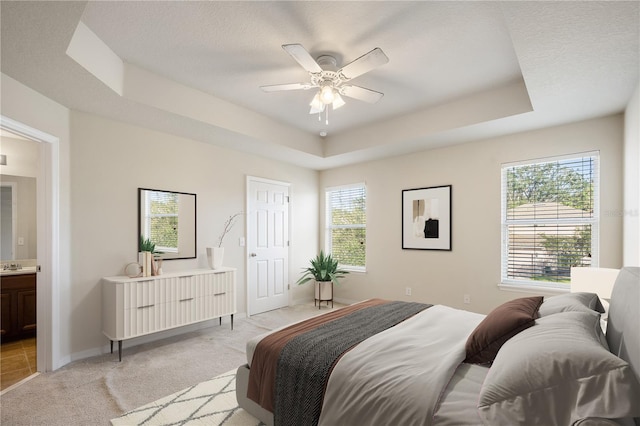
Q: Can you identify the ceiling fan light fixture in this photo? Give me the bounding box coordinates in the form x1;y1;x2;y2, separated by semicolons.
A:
309;92;325;114
320;85;335;104
332;93;346;110
261;44;389;124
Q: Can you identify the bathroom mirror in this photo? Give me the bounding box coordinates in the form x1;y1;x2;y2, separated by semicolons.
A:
1;177;37;262
138;188;196;260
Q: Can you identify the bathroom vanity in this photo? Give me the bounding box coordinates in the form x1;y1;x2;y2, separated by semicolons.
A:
0;270;37;341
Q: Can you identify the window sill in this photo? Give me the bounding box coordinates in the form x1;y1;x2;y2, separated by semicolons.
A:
499;282;569;295
343;267;366;274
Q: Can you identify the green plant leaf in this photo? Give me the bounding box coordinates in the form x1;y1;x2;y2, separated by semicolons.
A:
295;250;350;286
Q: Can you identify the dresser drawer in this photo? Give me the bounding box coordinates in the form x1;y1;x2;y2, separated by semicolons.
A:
102;269;236;349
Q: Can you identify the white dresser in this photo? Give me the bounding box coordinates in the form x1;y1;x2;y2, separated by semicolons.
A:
102;268;236;361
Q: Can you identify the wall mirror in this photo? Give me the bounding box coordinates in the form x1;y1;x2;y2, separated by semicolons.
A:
138;188;196;260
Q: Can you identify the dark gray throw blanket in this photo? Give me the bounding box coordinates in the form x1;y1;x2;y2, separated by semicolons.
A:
273;301;432;426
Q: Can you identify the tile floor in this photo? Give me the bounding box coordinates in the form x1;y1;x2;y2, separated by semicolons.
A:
0;338;36;391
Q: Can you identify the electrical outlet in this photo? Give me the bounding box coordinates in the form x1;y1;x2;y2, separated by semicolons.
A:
463;294;471;304
405;287;412;296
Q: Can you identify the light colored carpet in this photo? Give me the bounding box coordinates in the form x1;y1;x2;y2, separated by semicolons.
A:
0;302;340;426
110;369;261;426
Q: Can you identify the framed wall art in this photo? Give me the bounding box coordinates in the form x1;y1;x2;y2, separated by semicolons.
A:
402;185;452;250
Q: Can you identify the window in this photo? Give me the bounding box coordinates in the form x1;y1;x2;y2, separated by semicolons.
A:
143;190;179;253
325;183;366;271
501;152;599;289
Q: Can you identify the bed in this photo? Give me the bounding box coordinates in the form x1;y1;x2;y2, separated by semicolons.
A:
236;267;640;426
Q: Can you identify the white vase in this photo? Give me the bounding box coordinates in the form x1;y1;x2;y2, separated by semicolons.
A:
206;247;224;269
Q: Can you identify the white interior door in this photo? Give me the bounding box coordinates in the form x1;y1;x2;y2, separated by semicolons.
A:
247;177;290;316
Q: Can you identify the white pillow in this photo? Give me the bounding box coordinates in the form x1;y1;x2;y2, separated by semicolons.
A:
538;292;604;316
477;311;640;425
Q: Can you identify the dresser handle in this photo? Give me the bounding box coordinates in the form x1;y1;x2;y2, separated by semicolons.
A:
214;292;226;296
179;298;194;302
137;304;155;309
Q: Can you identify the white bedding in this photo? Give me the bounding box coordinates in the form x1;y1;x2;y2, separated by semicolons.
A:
318;305;484;426
434;362;489;425
240;269;640;426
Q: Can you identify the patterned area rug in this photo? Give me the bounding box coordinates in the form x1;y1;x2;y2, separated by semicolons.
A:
110;370;263;426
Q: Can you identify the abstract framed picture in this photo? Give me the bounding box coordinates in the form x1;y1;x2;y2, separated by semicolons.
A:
402;185;452;250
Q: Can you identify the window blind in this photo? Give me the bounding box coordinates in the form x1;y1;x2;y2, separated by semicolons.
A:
501;153;599;287
325;183;366;269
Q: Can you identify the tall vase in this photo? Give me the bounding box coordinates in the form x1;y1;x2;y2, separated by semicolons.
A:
206;247;224;270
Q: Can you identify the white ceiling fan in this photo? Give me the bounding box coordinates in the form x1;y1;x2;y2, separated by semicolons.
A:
260;44;389;122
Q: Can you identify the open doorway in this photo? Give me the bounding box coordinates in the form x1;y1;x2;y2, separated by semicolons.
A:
0;129;39;390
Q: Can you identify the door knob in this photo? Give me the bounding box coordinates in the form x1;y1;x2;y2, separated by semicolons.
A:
250;253;257;257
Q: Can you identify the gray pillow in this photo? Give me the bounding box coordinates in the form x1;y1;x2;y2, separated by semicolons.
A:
538;292;605;316
477;311;640;425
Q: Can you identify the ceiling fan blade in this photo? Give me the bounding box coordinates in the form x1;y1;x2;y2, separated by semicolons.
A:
282;44;323;73
341;85;384;103
260;83;313;92
338;48;389;80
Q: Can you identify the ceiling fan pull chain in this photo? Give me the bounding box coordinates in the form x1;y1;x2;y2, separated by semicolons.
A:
326;106;329;125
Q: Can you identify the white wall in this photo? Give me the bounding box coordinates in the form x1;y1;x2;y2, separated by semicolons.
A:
321;115;624;314
69;111;319;358
624;82;639;266
0;135;40;177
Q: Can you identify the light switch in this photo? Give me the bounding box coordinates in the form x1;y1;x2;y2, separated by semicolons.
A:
239;237;245;247
18;237;24;246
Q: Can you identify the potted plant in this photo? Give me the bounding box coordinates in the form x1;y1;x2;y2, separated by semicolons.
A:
139;236;163;275
139;236;157;253
296;250;349;307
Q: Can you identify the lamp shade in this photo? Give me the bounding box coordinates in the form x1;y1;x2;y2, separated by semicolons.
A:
320;86;335;104
309;92;325;114
570;267;619;300
332;93;345;110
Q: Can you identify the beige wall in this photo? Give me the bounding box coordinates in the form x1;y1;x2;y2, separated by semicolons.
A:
69;111;319;357
321;115;624;314
1;70;631;367
624;82;639;266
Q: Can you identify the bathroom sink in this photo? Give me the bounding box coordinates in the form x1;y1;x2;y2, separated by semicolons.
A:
0;266;37;276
